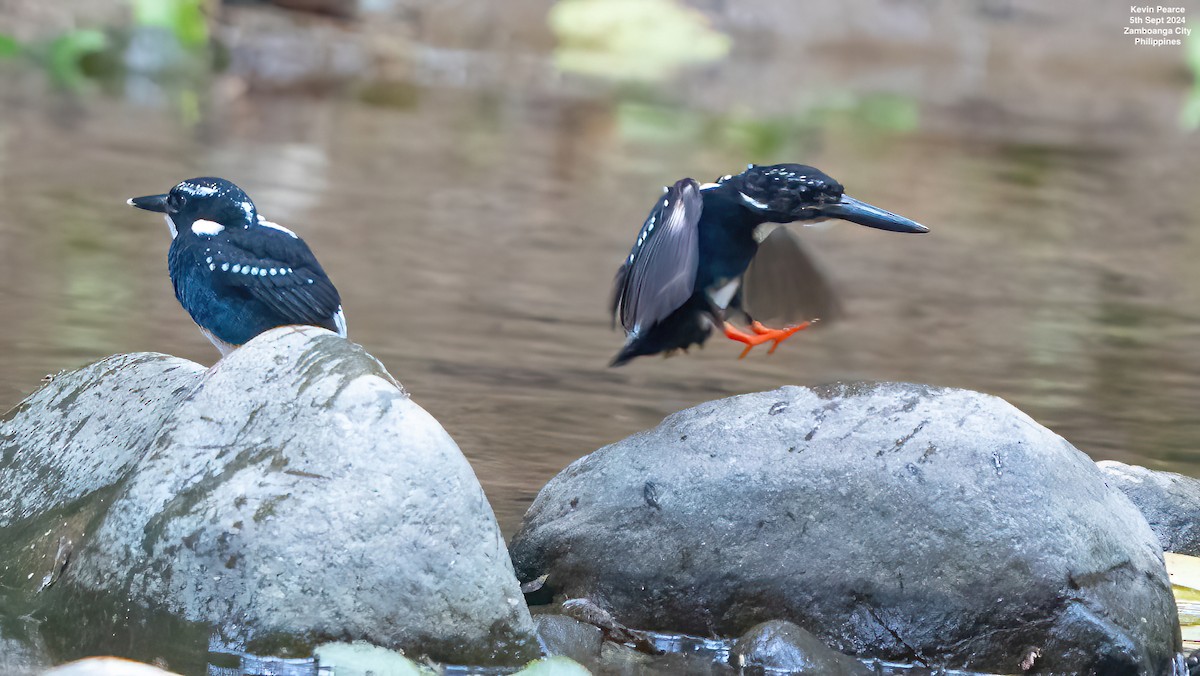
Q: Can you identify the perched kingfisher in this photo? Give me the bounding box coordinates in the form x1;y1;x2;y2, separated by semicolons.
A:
128;177;346;356
610;163;928;366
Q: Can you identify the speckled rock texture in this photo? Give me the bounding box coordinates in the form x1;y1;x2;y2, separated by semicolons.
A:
0;327;535;666
0;353;204;527
1099;460;1200;556
510;382;1181;675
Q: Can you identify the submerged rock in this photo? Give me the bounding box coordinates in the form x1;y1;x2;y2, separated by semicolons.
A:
510;382;1181;674
731;620;869;675
1099;460;1200;556
0;327;535;666
0;628;50;676
534;615;603;665
313;642;436;676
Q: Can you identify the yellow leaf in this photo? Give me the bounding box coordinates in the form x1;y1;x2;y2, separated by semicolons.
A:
1166;552;1200;591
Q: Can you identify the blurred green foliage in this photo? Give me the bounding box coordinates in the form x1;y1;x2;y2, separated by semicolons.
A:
132;0;209;47
1182;34;1200;129
0;34;20;58
549;0;730;81
45;29;110;88
616;92;919;160
0;0;212;92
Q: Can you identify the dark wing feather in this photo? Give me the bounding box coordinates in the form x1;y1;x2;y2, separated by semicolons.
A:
612;179;703;334
739;226;842;326
217;226;341;326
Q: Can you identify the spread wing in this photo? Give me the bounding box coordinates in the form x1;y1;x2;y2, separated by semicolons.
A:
214;226;342;328
611;179;703;334
738;225;842;326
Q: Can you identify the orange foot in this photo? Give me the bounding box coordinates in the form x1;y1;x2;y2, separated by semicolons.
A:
722;320;815;359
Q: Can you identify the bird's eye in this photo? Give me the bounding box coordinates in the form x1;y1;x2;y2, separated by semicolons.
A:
167;193;185;212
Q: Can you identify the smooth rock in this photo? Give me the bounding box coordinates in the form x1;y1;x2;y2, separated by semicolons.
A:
1099;460;1200;556
731;620;869;675
2;327;536;665
40;657;180;676
0;353;203;527
510;382;1181;674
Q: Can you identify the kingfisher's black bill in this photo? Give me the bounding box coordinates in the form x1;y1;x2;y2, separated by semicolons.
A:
820;195;929;233
128;194;168;213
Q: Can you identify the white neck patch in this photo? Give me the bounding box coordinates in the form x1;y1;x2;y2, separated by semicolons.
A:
191;219;225;236
739;192;770;210
164;215;178;239
258;215;298;239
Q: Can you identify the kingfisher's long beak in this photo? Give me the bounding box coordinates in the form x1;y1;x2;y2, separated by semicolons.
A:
128;194;169;213
820;195;929;233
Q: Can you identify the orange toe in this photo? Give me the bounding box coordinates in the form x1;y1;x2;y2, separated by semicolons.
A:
723;320;815;358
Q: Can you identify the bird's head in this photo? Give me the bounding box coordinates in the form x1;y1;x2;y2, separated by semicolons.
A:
722;163;928;233
128;177;257;238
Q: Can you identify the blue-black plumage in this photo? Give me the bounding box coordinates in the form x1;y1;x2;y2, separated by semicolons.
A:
129;176;346;355
610;164;927;366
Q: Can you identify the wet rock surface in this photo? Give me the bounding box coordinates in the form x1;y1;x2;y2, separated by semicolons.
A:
0;353;204;528
0;628;50;676
731;620;870;675
534;615;603;666
0;327;535;666
1099;460;1200;556
510;382;1181;674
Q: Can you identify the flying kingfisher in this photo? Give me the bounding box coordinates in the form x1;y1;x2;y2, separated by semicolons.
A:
128;177;346;356
610;163;928;366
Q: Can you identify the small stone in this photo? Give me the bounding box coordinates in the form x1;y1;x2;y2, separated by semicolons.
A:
732;620;870;675
534;615;602;664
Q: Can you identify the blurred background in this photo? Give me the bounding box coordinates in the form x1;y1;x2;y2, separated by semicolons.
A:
0;0;1198;534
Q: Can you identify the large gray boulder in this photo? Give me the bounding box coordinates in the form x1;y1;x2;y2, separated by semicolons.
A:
1099;460;1200;556
510;382;1181;674
0;327;536;666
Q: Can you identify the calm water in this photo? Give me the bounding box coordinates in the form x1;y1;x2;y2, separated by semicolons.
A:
1;1;1199;539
